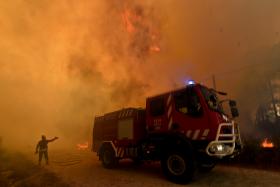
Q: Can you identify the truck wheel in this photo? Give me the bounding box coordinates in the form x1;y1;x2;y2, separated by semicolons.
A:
161;150;196;184
100;144;117;168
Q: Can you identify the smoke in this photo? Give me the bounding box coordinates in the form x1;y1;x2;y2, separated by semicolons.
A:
0;0;280;148
235;44;280;138
0;0;169;148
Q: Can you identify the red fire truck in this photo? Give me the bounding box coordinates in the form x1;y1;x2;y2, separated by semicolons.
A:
92;82;242;183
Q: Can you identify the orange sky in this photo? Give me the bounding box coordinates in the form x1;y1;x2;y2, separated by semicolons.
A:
0;0;280;147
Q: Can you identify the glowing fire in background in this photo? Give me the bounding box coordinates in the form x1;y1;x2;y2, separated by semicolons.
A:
261;138;274;148
77;142;89;150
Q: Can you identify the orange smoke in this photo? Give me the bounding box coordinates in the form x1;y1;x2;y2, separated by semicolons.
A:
1;0;280;148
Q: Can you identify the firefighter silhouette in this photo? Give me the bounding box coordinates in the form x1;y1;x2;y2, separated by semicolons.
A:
35;135;58;165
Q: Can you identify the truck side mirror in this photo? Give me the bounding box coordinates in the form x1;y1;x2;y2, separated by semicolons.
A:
229;100;239;118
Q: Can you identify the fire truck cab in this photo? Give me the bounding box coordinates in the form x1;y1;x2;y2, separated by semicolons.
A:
92;83;242;183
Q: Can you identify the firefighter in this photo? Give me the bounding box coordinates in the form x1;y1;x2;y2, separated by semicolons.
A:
35;135;58;165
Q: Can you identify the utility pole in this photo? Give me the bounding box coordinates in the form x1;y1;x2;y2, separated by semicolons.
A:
212;75;216;90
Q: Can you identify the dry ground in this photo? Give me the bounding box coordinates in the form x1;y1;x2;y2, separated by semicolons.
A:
1;148;280;187
44;150;280;187
0;150;68;187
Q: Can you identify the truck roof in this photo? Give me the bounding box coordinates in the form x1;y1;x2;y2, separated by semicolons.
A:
95;107;145;122
147;84;202;99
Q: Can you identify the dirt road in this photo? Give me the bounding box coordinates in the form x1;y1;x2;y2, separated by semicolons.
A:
39;150;280;187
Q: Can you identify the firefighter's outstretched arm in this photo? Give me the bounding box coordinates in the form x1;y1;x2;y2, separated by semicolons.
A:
47;137;59;143
35;142;39;154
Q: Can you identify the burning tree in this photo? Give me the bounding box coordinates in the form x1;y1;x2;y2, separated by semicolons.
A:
255;73;280;143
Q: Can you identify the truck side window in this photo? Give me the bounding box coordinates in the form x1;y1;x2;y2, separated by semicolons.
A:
150;97;165;116
174;88;203;117
200;86;220;111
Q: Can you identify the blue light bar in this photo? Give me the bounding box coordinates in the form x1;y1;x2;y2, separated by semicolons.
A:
187;80;195;85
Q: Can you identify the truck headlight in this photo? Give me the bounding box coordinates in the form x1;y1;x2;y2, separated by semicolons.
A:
217;144;224;151
209;143;225;153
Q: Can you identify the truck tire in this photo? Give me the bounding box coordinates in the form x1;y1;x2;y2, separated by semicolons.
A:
99;144;117;169
161;150;196;184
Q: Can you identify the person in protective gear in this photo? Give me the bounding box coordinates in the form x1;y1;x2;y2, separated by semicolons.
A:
35;135;58;165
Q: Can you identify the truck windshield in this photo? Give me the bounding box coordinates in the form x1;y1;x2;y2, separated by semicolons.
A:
200;86;224;114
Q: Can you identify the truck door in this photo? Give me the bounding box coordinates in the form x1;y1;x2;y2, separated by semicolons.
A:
173;86;210;140
146;96;167;132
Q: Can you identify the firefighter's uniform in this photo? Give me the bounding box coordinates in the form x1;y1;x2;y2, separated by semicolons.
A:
36;136;58;165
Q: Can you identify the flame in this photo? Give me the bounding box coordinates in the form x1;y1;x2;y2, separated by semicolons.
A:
121;8;139;33
261;138;274;148
149;45;161;52
77;142;89;150
121;6;161;53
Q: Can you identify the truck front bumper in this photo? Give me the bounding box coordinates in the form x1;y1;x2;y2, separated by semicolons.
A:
206;122;242;158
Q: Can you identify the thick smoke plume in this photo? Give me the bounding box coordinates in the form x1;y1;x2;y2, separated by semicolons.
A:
0;0;280;148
